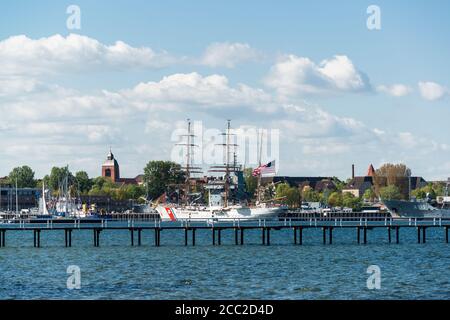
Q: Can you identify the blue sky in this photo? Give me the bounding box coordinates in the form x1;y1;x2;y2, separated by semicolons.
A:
0;1;449;180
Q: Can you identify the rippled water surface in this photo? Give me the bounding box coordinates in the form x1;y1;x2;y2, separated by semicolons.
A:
0;226;449;299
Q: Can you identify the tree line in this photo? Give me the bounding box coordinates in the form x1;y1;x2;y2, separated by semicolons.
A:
0;161;185;202
2;162;446;206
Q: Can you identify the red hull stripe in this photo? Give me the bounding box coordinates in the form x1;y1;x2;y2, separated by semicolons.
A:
165;207;176;221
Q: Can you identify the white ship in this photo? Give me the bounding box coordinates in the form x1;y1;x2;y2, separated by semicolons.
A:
155;120;286;222
156;204;284;222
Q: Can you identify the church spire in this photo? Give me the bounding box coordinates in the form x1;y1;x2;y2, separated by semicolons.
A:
367;164;375;177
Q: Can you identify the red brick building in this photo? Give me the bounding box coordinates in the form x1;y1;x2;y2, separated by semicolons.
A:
101;150;143;185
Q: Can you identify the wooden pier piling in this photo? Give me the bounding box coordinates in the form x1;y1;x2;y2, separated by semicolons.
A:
0;230;4;247
446;226;449;244
157;228;161;246
64;229;72;247
93;229;101;247
33;229;41;248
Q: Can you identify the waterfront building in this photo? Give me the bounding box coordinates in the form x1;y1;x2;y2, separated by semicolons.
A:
101;149;143;185
0;178;41;211
270;176;338;193
343;164;427;198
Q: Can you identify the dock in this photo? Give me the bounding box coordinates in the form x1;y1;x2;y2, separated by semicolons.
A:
0;216;448;248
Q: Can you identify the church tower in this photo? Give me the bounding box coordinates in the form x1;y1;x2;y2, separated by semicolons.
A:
102;149;120;182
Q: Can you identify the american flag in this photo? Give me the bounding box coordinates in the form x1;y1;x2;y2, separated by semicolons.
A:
252;160;276;177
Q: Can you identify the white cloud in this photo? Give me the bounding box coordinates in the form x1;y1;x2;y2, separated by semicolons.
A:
200;42;260;68
264;54;370;97
418;81;447;101
1;71;449;180
377;84;412;97
121;72;273;111
0;34;175;76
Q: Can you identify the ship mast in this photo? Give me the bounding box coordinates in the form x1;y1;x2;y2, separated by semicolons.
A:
177;119;202;205
209;120;239;208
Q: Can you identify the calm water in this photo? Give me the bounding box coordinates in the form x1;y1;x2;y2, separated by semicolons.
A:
0;225;449;300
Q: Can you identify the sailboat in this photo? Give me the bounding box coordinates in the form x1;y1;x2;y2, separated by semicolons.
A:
52;170;86;218
155;120;287;222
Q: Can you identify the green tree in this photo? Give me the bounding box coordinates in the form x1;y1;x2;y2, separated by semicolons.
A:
363;188;376;202
412;183;437;200
332;177;346;192
275;183;300;208
379;185;402;200
88;177;116;197
123;184;145;200
301;186;321;202
48;166;73;192
75;171;92;194
143;161;185;199
342;192;362;210
8;166;36;188
243;168;258;198
328;192;343;207
411;188;427;199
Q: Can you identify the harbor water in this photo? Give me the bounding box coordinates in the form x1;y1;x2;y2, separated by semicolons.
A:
0;226;449;299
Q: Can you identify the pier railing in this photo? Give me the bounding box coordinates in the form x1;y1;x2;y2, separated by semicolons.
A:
0;216;448;248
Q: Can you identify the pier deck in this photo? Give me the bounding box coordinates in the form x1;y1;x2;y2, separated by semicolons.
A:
0;217;448;247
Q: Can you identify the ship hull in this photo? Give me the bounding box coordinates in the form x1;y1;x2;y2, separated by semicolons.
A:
383;200;450;218
156;205;285;222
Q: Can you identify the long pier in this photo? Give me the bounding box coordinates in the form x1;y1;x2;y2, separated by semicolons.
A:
0;217;448;248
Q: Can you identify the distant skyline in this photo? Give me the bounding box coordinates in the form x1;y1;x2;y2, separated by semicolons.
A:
0;0;449;180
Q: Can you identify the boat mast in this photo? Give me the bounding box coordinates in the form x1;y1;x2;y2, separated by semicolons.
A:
15;177;18;215
185;119;192;203
177;119;202;205
223;120;230;207
209;120;239;208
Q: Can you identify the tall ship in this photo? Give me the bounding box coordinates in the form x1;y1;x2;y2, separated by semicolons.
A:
155;120;287;221
383;179;450;218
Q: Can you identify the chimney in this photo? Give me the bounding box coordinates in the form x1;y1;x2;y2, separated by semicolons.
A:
352;164;355;179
